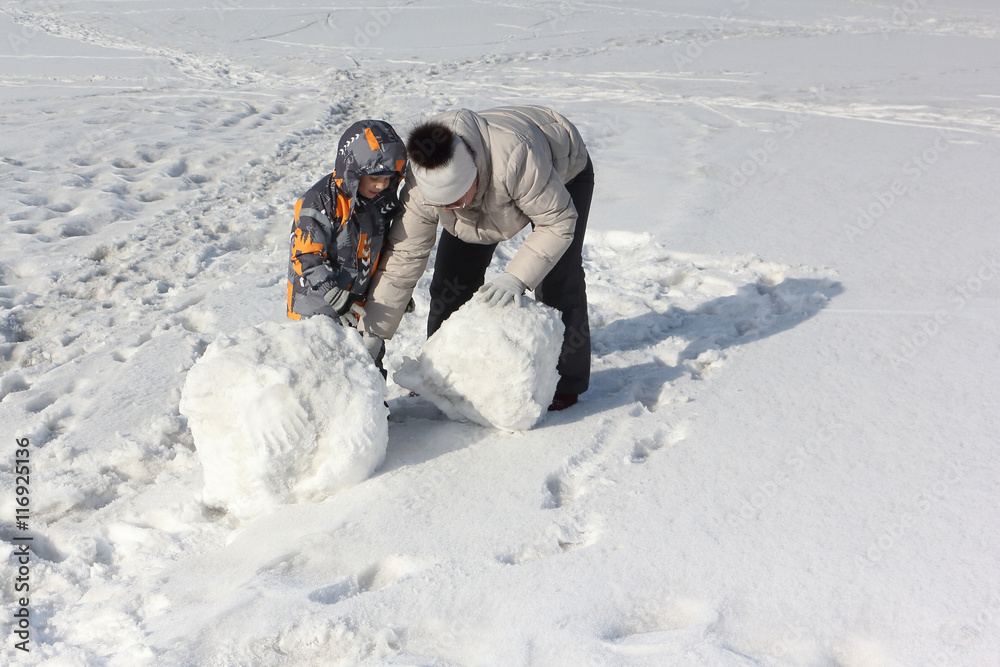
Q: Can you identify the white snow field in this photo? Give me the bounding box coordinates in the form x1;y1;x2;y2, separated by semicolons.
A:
1;0;998;664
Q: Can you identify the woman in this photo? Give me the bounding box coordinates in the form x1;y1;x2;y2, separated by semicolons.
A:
361;106;593;410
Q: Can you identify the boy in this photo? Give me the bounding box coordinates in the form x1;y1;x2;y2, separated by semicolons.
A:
286;119;406;367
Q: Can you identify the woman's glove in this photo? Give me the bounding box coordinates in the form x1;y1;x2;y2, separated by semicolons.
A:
478;273;526;307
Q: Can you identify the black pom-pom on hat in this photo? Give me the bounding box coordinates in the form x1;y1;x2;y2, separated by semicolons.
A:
407;122;455;169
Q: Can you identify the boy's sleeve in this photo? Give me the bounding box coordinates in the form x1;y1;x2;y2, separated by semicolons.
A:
290;194;340;293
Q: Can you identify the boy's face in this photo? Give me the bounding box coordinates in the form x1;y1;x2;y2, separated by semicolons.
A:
359;174;392;199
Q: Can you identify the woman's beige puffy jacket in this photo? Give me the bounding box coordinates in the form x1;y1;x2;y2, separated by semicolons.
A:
362;105;589;339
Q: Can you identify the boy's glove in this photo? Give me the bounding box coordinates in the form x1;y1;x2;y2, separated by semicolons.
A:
324;285;365;327
323;285;354;314
478;273;526;307
360;332;385;361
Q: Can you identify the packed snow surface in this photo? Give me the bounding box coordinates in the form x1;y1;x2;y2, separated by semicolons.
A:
179;317;387;519
394;297;564;431
1;0;999;665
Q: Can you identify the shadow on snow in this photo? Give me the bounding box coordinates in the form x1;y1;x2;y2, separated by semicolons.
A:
585;277;844;414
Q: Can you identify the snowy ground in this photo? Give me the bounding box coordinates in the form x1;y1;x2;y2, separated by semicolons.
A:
2;0;999;664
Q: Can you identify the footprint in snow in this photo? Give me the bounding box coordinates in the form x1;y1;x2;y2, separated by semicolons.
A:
0;372;30;401
166;160;187;178
59;222;94;239
544;438;615;510
46;201;77;214
630;424;687;464
111;157;139;170
604;599;725;659
24;392;57;413
112;330;154;363
544;419;686;509
498;514;603;565
308;556;423;606
14;398;79;447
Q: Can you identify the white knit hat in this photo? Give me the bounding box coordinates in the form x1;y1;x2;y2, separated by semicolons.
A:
411;136;477;205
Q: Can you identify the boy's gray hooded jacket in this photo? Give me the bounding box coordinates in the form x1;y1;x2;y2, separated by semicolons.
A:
286;120;406;320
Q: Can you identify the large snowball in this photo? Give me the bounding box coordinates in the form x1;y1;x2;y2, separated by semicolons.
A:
394;298;564;431
179;317;387;519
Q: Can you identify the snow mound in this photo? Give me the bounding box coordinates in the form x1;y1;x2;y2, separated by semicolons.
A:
179;317;387;519
394;297;564;431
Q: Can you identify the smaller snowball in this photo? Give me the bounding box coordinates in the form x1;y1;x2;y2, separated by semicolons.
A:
394;297;564;431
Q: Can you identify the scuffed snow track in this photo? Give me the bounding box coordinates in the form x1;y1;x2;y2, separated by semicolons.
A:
2;5;266;88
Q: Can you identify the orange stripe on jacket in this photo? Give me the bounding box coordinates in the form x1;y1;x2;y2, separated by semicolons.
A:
357;233;371;260
290;226;325;276
365;128;380;151
336;193;352;228
286;281;301;320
